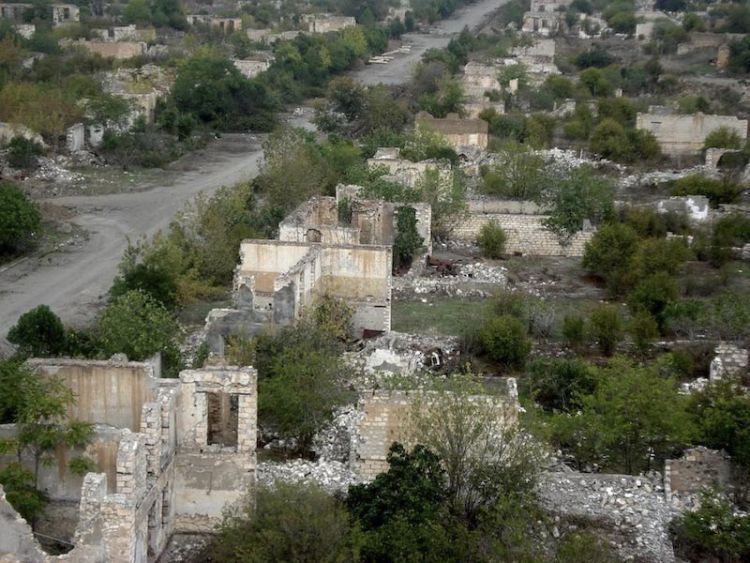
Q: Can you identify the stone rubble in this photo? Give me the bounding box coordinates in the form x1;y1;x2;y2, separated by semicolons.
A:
257;459;359;493
393;261;507;298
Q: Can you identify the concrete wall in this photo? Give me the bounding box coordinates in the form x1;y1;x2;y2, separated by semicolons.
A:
636;112;748;156
66;122;84;152
416;112;489;150
232;58;271;79
238;240;311;299
28;357;161;432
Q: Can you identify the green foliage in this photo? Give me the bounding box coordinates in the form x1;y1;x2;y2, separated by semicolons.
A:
479;145;548;199
590;118;661;163
97;290;181;372
479;314;531;369
312;295;353;342
393;206;424;271
574;47;615;69
122;0;151;25
477;221;507;259
347;443;453;561
0;462;46;523
0;181;41;257
729;34;750;73
628;310;659;356
416;167;467;239
257;323;352;453
6;137;43;170
597;97;636;128
524;358;596;412
169;56;277;132
539;165;614;240
688;378;750;468
589;304;623;357
562;314;587;351
213;482;356;562
551;359;693;473
579;68;612;97
671;175;744;208
583;222;640;296
7;305;66;357
418;75;464;118
677;95;710;114
671;491;750;562
704;126;744;149
709;213;750;266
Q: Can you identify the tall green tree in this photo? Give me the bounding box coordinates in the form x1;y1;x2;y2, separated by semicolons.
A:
7;305;66;357
0;182;41;257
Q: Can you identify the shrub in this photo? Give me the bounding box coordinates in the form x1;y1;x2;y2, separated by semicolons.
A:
479;314;531;368
582;222;640;296
477;221;507;259
704;126;743;149
671;491;750;562
628;311;659;356
0;181;41;256
589;304;623;356
525;358;596;412
628;272;679;331
393;206;424;272
562;314;587;351
7;305;67;357
671;174;744;207
6;137;43;170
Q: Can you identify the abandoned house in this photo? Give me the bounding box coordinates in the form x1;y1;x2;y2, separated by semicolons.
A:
205;187;431;354
302;13;356;33
636;109;749;156
186;15;242;33
232;53;274;79
415;112;489;150
521;0;572;35
91;25;156;43
0;357;257;562
0;2;78;24
367;147;453;189
460;62;506;118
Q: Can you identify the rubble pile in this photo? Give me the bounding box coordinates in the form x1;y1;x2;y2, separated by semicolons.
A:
312;406;363;462
539;472;678;562
393;261;507;298
257;459;359;493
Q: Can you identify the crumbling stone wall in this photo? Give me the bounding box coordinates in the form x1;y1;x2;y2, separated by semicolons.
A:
636;112;748;156
709;343;748;381
416;112;489;150
351;385;519;481
539;472;677;562
452;209;593;257
664;447;731;503
74;40;146;60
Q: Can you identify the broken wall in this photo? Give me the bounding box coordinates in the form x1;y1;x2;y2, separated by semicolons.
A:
664;447;732;502
636;112;748;156
75;40;146;59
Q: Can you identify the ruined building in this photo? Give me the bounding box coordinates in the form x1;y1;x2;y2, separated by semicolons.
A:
636;109;748;156
302;13;356;33
367;147;453;189
460;62;506;118
186;15;242;33
521;0;572;35
415;112;489;150
0;358;257;562
205;187;431;353
0;2;78;25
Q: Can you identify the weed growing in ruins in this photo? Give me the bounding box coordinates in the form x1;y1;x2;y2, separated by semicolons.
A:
477;221;507;259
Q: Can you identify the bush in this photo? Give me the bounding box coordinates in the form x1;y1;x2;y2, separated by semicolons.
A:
0;182;41;256
589;304;623;356
97;290;181;374
704;126;743;149
628;272;679;331
477;221;507;259
479;314;531;369
6;137;43;170
671;174;744;207
562;314;587;351
582;222;640;296
525;358;596;412
393;206;424;272
628;311;659;356
7;305;67;357
671;491;750;562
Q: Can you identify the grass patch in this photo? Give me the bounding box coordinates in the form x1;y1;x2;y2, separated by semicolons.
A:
392;297;489;336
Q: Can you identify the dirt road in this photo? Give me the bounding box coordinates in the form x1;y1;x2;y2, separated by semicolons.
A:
350;0;508;86
0;0;505;349
0;134;263;348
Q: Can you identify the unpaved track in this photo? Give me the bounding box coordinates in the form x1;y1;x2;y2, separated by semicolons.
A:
0;0;505;348
0;134;263;348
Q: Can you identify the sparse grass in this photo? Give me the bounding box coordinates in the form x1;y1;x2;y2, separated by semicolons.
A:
75;166;174;196
392;297;489;336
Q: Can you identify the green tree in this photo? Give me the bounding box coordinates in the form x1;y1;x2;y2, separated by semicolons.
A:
539;165;614;240
416;167;467;239
257;323;352;453
347;443;453;561
0;182;41;256
552;360;693;473
6;137;43;170
477;221;507;259
524;358;596;412
589;304;623;357
122;0;151;24
7;305;66;357
170;56;276;131
479;145;548;199
393;206;424;272
671;174;744;207
0;363;93;525
628;272;679;331
97;290;181;372
628;310;659;356
479;315;531;369
213;482;355;562
582;222;640;296
579;68;612;97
